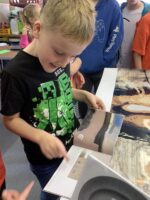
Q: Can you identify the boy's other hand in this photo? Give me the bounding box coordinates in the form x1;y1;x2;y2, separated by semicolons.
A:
82;90;105;110
38;131;68;160
2;181;34;200
73;71;85;89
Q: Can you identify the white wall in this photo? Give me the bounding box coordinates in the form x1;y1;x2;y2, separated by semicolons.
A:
0;0;9;3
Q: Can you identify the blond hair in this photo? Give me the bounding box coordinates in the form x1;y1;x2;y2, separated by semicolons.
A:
40;0;96;44
21;3;41;27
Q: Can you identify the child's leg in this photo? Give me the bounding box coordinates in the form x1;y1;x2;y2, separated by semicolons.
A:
30;160;61;200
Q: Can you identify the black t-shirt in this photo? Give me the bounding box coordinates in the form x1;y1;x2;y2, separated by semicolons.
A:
1;51;78;165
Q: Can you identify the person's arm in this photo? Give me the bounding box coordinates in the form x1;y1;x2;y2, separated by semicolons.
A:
132;16;149;69
3;113;68;160
104;3;124;66
72;88;105;110
133;52;142;70
2;181;34;200
70;57;82;76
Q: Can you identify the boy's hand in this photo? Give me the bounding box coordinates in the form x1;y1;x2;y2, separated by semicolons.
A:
2;181;34;200
38;131;68;160
82;90;105;110
73;71;85;89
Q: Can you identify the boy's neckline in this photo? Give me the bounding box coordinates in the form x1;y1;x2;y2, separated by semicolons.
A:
23;40;38;58
22;49;38;60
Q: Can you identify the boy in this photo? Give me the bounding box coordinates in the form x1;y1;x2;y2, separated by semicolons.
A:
132;11;150;70
1;0;105;199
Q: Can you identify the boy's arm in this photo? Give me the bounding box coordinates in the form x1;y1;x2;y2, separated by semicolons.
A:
133;52;142;70
3;113;44;144
70;57;82;76
3;113;68;160
72;88;105;110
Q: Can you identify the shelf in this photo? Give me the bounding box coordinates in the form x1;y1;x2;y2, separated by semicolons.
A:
0;34;20;38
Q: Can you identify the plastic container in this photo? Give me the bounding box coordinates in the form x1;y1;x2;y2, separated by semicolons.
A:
10;18;19;35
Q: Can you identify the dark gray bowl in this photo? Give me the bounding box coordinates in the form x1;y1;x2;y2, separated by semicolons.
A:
78;176;147;200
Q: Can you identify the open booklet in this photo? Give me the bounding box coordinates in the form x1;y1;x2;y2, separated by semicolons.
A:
44;109;124;199
73;109;124;155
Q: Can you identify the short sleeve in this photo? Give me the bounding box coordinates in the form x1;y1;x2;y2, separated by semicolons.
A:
132;17;150;56
65;64;70;77
1;71;25;116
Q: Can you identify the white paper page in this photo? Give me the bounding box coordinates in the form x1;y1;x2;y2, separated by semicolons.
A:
96;68;118;112
44;145;111;198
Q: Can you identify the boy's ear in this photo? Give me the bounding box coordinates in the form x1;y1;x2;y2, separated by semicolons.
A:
32;20;41;39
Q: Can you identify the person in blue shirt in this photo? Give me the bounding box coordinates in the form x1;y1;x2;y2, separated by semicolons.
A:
78;0;124;118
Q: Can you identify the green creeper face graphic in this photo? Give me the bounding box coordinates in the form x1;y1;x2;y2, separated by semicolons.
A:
32;72;74;136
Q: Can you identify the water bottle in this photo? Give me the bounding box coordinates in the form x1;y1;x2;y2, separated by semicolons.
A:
10;18;19;35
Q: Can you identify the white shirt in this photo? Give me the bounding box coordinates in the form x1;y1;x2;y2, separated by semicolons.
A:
118;5;143;68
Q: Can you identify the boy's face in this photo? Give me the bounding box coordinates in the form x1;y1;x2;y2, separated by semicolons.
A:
34;26;89;73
